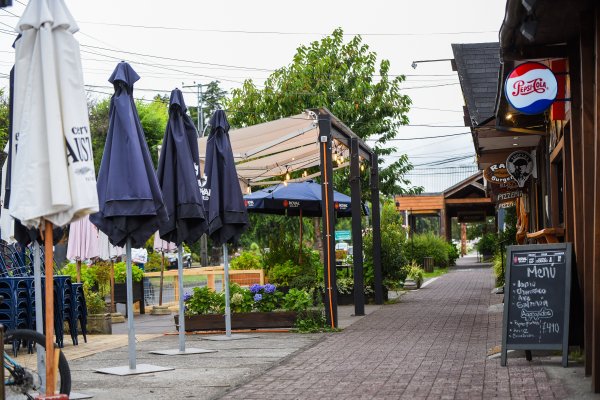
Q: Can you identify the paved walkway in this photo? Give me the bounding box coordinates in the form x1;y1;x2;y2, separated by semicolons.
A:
219;256;572;399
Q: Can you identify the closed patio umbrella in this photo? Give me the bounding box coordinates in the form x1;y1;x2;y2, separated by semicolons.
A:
90;61;170;375
66;214;100;282
10;0;98;394
154;89;208;354
203;109;249;338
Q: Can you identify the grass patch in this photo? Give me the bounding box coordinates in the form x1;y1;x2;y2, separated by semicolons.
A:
423;267;448;279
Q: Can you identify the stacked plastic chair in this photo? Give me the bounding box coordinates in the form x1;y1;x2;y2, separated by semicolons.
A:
0;244;34;333
70;282;87;345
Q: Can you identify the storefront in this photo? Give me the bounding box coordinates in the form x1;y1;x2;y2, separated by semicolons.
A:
468;0;600;391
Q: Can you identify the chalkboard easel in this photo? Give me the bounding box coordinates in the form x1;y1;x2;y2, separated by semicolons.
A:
501;243;572;367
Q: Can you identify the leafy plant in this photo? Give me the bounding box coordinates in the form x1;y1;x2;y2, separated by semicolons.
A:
293;310;339;333
144;251;163;272
336;277;354;295
492;253;505;287
113;262;144;283
405;233;452;268
184;286;224;316
477;232;498;256
230;251;262;270
404;260;424;288
229;283;253;313
267;261;300;287
283;288;312;312
84;284;106;315
250;283;283;312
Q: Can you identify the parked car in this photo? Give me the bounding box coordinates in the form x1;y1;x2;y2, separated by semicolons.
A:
165;250;192;269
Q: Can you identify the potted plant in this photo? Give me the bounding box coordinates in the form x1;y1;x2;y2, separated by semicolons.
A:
85;285;112;334
404;261;424;290
113;262;146;314
174;283;314;331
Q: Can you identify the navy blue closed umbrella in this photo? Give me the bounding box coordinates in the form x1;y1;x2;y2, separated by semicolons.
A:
203;109;248;338
90;62;167;248
90;62;168;373
157;89;206;245
204;110;248;246
156;88;207;354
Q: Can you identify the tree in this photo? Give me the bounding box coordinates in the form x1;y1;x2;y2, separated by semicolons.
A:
0;88;8;153
88;94;168;172
187;80;228;135
226;28;420;197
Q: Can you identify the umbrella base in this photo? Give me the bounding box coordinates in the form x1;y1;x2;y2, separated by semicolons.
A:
95;364;174;376
202;334;257;341
150;305;172;315
149;348;217;356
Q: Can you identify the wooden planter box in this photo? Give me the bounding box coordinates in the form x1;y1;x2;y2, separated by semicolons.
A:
174;311;299;331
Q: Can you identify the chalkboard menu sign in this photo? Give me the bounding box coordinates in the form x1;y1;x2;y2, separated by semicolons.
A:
501;243;572;367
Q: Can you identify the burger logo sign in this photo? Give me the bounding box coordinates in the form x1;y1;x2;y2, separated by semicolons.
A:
506;151;534;188
504;62;557;115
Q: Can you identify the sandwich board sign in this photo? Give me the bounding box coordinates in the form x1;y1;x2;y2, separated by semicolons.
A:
501;243;571;367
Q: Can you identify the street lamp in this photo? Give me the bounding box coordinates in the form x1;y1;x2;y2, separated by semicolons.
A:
411;58;454;69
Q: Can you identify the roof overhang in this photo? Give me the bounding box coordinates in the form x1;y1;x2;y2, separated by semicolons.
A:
198;108;373;188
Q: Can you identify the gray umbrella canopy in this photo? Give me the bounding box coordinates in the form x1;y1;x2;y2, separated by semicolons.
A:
156;89;207;245
90;62;167;248
203;110;249;245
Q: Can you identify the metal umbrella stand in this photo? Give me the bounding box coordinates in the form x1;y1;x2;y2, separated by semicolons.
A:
202;110;250;341
91;62;172;376
150;88;214;355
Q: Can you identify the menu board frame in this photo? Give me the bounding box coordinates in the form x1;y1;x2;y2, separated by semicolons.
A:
501;243;572;367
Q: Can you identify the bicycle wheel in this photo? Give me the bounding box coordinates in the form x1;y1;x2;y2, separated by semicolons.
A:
4;329;71;398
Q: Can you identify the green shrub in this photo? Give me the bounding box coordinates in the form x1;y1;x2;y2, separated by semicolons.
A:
447;242;460;266
283;288;312;312
144;252;162;272
113;262;144;283
184;286;224;316
84;284;106;315
230;251;262;270
405;233;452;268
289;274;317;291
492;253;505;287
477;232;498;256
404;260;424;287
267;260;300;287
229;283;254;313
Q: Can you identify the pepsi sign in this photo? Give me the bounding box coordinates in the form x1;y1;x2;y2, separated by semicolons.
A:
504;62;557;115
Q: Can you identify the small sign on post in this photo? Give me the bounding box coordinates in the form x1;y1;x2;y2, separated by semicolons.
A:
335;230;351;241
501;243;572;367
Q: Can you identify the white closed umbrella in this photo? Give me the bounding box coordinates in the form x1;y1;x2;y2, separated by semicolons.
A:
1;146;15;244
10;0;98;395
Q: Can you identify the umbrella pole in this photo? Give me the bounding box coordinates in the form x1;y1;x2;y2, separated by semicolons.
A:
76;259;82;283
299;211;303;265
159;250;165;306
110;260;115;313
177;244;185;352
44;221;56;395
126;238;136;370
223;244;231;337
33;242;46;391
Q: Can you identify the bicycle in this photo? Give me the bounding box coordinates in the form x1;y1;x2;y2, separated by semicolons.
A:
3;329;71;399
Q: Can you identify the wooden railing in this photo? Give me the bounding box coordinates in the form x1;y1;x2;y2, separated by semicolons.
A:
143;267;264;307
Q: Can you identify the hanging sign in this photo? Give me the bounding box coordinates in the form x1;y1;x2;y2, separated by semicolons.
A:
505;62;558;115
506;151;534;188
483;163;515;185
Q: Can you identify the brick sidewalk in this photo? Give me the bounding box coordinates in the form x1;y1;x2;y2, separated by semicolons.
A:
219;260;569;399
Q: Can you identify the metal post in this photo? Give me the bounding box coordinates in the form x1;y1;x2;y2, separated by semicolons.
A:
44;221;55;395
33;242;45;392
223;244;232;336
370;154;383;305
177;244;185;352
318;111;338;328
126;238;136;370
350;137;365;316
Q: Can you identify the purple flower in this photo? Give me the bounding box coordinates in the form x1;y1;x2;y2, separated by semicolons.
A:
183;292;192;302
253;293;263;302
250;284;263;294
263;284;276;294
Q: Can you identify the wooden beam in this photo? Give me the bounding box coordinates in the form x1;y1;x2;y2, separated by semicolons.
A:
580;15;595;378
502;44;568;61
478;150;517;165
593;5;600;392
445;198;492;205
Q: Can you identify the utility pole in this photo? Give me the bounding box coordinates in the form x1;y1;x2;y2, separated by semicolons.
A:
183;81;210;266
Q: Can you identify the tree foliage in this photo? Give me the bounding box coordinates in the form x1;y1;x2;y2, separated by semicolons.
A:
226;28;420;196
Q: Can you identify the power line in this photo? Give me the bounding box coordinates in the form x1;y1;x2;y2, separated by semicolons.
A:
370;132;471;141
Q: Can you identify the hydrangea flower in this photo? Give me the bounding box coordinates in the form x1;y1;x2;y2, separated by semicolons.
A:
183;292;192;302
231;292;243;305
253;293;263;302
263;283;276;294
249;284;263;294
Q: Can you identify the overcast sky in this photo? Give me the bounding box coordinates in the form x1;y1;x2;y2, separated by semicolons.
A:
0;0;507;192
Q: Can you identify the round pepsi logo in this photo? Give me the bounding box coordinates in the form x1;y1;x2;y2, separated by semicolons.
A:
504;62;558;115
